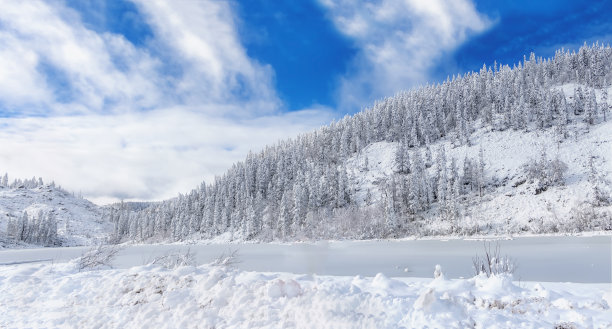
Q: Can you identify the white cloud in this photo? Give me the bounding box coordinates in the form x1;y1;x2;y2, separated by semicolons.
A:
0;0;332;203
319;0;492;110
0;31;53;108
0;107;333;205
130;0;280;114
0;0;164;115
0;0;281;115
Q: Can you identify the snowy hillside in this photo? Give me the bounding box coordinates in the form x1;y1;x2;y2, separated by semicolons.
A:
346;99;612;236
0;182;110;248
107;45;612;243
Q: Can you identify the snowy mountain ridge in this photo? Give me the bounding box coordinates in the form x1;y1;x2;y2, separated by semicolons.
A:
0;179;110;248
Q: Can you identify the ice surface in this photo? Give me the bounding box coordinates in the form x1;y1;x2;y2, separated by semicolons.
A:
1;236;609;283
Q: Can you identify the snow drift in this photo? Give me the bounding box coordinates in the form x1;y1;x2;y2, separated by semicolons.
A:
0;261;609;328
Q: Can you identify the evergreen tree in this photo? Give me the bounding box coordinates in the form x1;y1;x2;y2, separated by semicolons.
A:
588;156;611;206
278;191;292;240
602;84;608;121
584;87;598;124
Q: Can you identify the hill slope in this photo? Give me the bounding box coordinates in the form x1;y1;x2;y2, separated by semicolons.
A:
346;104;612;236
0;180;110;248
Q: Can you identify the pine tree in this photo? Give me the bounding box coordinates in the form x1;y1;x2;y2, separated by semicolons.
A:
292;179;308;232
395;139;409;174
584;87;598;125
462;157;475;194
601;83;608;122
244;198;256;239
278;191;292;240
477;146;486;197
588;156;611;206
435;146;448;204
19;211;29;242
336;167;350;208
383;178;397;234
6;216;16;241
44;211;58;245
573;86;585;115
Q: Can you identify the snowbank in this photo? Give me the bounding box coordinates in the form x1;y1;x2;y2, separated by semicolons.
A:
1;261;609;328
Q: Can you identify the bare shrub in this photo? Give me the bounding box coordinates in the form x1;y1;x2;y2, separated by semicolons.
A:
554;322;577;329
150;248;196;269
523;150;567;194
472;242;516;277
433;264;444;279
211;248;240;267
567;203;612;232
76;244;124;271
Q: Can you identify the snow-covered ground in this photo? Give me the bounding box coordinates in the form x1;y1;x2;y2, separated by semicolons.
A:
0;185;110;247
1;236;609;283
1;259;609;328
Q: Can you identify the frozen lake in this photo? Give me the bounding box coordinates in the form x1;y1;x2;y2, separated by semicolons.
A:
0;235;609;283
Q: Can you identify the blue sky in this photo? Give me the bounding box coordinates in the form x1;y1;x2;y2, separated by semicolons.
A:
0;0;609;203
444;0;612;78
236;0;357;110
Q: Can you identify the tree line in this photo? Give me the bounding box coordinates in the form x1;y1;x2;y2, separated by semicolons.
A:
6;210;58;246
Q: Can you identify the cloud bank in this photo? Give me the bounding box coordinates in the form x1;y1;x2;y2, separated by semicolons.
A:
319;0;492;111
0;107;332;205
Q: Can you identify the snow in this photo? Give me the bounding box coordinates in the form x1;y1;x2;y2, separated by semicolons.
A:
556;83;612;106
0;259;609;328
345;141;398;205
345;100;612;236
1;236;609;283
0;184;111;248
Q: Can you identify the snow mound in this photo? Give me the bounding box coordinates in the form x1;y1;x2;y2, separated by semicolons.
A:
0;262;609;328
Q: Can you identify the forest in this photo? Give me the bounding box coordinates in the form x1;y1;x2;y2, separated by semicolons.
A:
108;43;612;243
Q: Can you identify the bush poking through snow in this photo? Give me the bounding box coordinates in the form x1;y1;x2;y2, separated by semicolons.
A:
150;248;196;269
472;242;516;277
433;264;444;279
523;149;567;195
76;244;123;271
210;248;240;267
